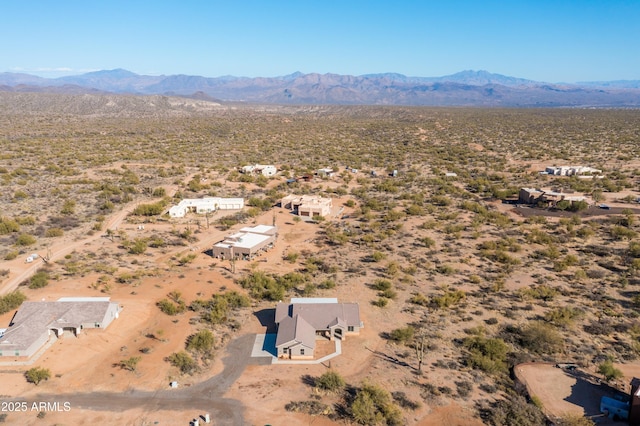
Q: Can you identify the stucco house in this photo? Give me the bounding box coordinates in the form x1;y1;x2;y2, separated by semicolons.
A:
0;297;121;358
274;298;362;360
168;197;244;218
212;224;277;260
281;194;333;218
241;164;277;177
518;188;586;207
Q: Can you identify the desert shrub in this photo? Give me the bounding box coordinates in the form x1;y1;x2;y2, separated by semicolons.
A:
132;201;167;216
544;306;583;328
238;271;303;301
128;238;148;255
372;297;388;307
408;293;429;306
519;284;557;301
284;251;299;263
0;291;27;315
519;322;564;354
166;351;198;374
455;380;473;398
350;382;403;426
389;326;415;344
157;298;186;316
190;291;250;325
15;233;36;246
177;253;197;265
28;271;49;289
372;279;392;291
61;199;76;215
556;414;595;426
152;187;166;197
486;394;545;426
318;279;336;289
44;227;64;237
25;367;51;386
0;217;20;234
315;370;345;392
186;329;215;354
431;289;465;309
597;359;623;382
116;356;141;372
462;336;508;374
285;400;333;416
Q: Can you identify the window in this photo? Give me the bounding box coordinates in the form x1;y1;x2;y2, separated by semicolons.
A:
300;349;305;355
348;326;354;332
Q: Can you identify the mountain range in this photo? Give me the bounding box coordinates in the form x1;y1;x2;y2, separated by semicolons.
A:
1;69;639;107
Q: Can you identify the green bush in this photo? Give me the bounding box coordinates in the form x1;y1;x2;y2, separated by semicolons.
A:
25;367;51;386
44;228;64;238
315;370;345;392
28;271;49;289
519;322;564;354
157;298;186;316
186;329;215;354
463;336;508;374
597;359;623;382
350;383;403;426
0;291;27;315
389;326;415;344
15;233;36;246
166;351;198;374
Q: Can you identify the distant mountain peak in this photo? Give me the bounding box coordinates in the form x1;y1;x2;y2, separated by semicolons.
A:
1;69;638;107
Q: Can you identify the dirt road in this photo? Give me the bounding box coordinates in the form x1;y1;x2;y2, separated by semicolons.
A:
30;334;255;424
0;204;134;296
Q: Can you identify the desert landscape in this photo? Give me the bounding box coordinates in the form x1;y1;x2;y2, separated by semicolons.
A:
1;93;640;425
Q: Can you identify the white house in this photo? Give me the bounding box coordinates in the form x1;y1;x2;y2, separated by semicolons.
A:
212;224;277;260
241;164;277;177
168;197;244;218
543;166;602;176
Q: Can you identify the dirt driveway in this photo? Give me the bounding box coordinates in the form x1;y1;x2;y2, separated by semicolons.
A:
30;334;256;425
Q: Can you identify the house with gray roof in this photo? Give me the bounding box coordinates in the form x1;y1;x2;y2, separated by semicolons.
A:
0;297;121;358
274;298;362;360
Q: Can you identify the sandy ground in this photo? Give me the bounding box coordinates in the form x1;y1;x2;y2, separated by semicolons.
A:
515;362;631;425
1;202;452;425
4;182;636;425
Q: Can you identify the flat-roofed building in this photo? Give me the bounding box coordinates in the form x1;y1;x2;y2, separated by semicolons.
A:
0;297;121;358
212;224;277;260
281;194;332;218
168;197;244;218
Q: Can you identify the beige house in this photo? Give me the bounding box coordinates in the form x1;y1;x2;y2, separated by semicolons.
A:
212;224;277;260
281;194;332;218
0;297;121;358
518;188;586;207
275;298;362;360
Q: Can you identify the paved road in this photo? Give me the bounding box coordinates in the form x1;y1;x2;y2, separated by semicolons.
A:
32;334;255;425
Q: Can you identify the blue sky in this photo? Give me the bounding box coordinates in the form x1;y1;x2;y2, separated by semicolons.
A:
3;1;638;82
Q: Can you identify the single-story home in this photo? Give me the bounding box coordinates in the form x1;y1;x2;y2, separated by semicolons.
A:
542;166;602;176
518;188;586;206
241;164;277;177
168;197;244;218
0;297;121;358
281;194;333;218
211;224;277;260
274;298;362;360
